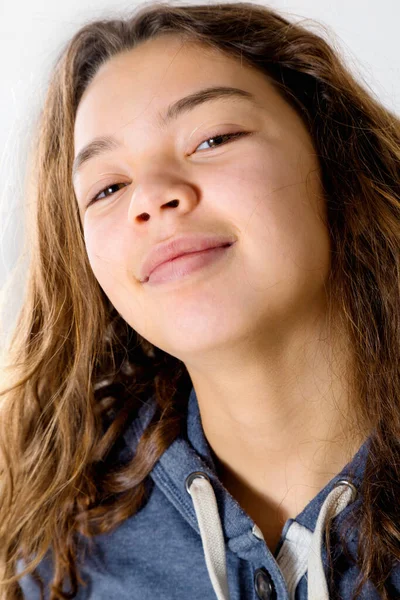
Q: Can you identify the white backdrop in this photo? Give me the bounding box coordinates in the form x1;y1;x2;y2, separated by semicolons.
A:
0;0;399;349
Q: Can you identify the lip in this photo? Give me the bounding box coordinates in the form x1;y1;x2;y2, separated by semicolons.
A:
140;233;236;283
146;245;234;285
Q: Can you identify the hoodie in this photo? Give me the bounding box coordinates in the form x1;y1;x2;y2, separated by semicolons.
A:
18;385;400;599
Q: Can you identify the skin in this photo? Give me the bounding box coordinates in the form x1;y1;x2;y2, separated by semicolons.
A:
73;34;366;554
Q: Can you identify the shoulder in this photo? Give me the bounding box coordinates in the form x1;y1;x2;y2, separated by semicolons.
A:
388;560;400;594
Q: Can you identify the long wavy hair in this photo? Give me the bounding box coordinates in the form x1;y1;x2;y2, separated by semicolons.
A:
0;2;399;599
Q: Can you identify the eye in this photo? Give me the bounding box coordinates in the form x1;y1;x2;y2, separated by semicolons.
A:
87;182;129;207
194;130;250;152
86;130;251;207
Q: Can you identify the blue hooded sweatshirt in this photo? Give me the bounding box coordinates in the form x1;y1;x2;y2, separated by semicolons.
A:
18;385;400;599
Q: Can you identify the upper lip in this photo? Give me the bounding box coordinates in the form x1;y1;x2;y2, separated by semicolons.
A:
140;233;236;283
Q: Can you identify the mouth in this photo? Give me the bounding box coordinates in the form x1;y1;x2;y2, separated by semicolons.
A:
144;242;234;286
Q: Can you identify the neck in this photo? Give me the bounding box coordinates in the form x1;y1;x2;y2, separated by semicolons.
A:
185;304;368;543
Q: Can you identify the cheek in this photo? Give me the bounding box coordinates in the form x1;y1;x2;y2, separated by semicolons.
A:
83;218;128;286
224;143;330;278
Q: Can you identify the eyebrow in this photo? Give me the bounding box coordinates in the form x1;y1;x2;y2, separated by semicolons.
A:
72;86;256;180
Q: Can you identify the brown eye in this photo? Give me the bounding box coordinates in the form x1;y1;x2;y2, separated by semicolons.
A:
194;131;251;152
88;182;128;207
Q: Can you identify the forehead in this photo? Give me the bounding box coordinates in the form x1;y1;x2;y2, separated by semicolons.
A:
73;35;286;146
78;34;259;109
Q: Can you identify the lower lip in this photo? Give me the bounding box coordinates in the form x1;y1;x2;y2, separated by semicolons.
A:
145;244;234;285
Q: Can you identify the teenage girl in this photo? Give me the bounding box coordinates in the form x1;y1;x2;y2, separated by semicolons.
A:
0;2;399;599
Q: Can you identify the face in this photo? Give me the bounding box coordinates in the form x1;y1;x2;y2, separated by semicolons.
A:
73;35;330;367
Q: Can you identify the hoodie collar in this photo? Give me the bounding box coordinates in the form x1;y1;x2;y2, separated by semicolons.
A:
123;387;369;559
185;385;370;544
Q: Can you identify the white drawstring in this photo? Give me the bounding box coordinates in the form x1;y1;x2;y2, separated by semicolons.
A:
186;474;357;600
307;479;357;599
186;473;231;600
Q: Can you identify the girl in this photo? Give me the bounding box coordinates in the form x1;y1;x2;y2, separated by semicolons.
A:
0;2;399;599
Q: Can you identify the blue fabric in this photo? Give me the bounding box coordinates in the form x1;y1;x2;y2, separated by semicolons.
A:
17;386;400;599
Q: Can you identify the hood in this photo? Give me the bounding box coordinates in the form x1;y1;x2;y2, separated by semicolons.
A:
122;386;372;600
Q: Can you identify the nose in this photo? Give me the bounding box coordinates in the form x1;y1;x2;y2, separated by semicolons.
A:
128;181;199;224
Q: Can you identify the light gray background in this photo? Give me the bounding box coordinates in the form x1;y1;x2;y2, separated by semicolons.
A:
0;0;399;350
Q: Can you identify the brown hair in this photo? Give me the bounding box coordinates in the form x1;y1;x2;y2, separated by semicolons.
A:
0;2;399;598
